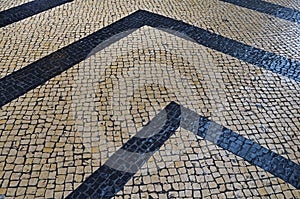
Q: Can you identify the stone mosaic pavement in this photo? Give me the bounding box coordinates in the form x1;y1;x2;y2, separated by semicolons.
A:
0;0;299;198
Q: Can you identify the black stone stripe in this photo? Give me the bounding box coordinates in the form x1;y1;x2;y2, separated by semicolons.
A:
121;103;181;153
1;10;299;108
67;102;299;198
193;116;300;189
0;11;143;107
67;164;133;199
66;102;181;199
0;0;74;28
220;0;300;23
142;10;300;81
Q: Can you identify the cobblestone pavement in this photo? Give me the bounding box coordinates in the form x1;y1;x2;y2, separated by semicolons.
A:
0;0;300;198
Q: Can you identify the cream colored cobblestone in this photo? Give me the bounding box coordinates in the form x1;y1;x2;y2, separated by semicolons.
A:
0;0;299;78
0;0;299;198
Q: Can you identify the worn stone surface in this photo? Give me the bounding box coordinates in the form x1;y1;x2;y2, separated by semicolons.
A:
0;0;299;198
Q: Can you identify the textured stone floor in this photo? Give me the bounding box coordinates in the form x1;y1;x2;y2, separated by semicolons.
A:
0;0;299;198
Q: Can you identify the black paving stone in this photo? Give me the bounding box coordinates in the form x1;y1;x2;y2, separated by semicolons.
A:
1;8;300;197
68;102;299;198
66;102;181;199
143;11;300;81
195;114;300;189
1;10;299;108
0;0;74;27
221;0;300;23
0;11;142;107
121;105;181;153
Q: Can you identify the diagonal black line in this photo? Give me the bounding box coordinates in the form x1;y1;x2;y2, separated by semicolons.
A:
0;10;144;107
220;0;300;24
0;0;74;28
69;165;133;199
0;6;298;199
141;10;300;81
0;10;299;108
191;112;300;189
67;102;299;198
121;107;181;153
66;102;181;199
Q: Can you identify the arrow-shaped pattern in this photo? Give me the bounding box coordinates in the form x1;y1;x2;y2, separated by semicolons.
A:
66;102;300;198
1;10;299;108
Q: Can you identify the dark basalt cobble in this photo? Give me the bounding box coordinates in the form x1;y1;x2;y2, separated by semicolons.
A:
121;102;181;154
184;105;300;190
67;102;299;198
0;10;143;107
70;165;133;199
0;0;74;28
67;102;181;198
1;5;299;198
196;118;300;189
0;10;299;108
143;10;300;81
220;0;300;24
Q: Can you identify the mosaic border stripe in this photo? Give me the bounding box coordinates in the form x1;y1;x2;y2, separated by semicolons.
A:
67;102;300;198
0;10;299;108
180;106;300;189
142;10;300;81
220;0;300;23
0;11;142;107
66;102;181;198
0;0;74;28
